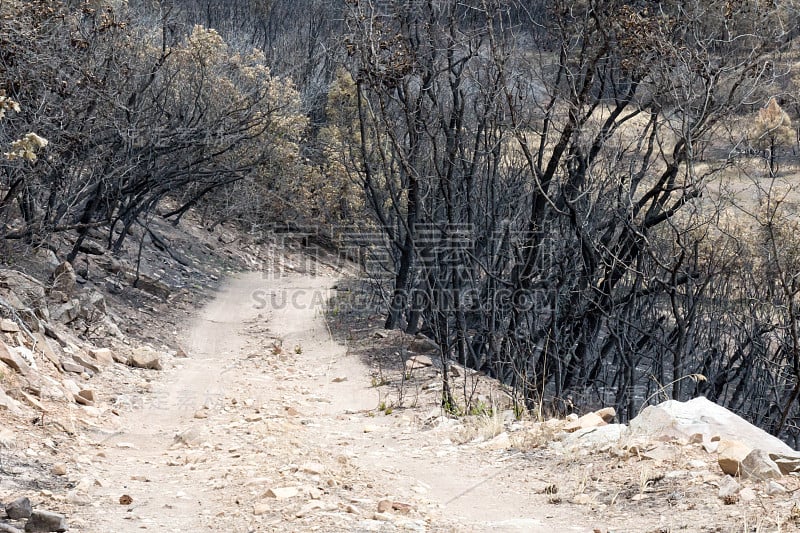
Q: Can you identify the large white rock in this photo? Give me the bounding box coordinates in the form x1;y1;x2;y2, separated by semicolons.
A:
630;396;795;455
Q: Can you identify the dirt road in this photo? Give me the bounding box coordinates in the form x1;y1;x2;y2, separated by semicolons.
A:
75;272;595;532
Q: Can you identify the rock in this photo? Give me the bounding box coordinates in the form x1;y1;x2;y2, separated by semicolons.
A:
173;427;203;447
740;449;782;481
717;440;751;476
300;463;325;475
193;410;208;419
376;500;412;514
35;248;60;268
0;523;23;533
24;510;68;532
51;463;67;476
70;353;99;374
252;502;270;515
175;345;189;358
564;412;606;433
479;432;511;450
631;397;795;455
0;319;20;333
688;459;707;469
88;348;114;366
0;388;22;415
119;495;133;505
0;426;16;448
50;262;76;298
60;360;85;374
595;407;616;423
49;300;80;324
641;444;679;462
76;390;95;405
132;275;171;300
331;376;348;383
374;330;389;339
0;341;32;376
295;500;338;518
62;379;81;396
5;496;32;519
66;490;91;506
766;480;787;495
739;487;757;502
78;240;105;255
78;290;106;317
377;500;393;513
718;475;740;500
404;355;434;372
126;350;162;370
408;335;438;354
30;334;58;365
768;452;800;476
43;325;68;347
0;270;47;315
562;423;628;451
262;487;299;499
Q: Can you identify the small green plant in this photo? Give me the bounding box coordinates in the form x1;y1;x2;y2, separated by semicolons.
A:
467;400;493;417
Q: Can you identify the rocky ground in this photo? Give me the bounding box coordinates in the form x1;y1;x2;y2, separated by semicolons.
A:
2;219;800;532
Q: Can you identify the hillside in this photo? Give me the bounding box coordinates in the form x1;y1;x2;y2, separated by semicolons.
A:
0;223;799;531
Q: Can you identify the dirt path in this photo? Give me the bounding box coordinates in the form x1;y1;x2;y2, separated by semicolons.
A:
73;272;599;532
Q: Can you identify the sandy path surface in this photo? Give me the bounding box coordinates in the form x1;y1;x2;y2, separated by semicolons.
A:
74;272;594;532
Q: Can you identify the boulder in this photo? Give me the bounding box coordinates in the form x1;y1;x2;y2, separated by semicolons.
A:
404;355;434;372
0;319;19;332
262;487;299;499
34;248;60;268
78;290;106;317
49;299;80;324
408;335;438;354
77;239;105;255
60;360;85;374
718;440;752;476
132;275;171;300
127;350;162;370
31;333;59;366
0;388;21;415
88;348;115;366
768;453;800;476
70;353;100;374
50;262;76;298
564;412;606;433
740;449;782;481
0;341;31;376
5;496;32;520
562;424;628;451
595;407;616;423
630;397;795;455
718;475;740;500
24;509;68;532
